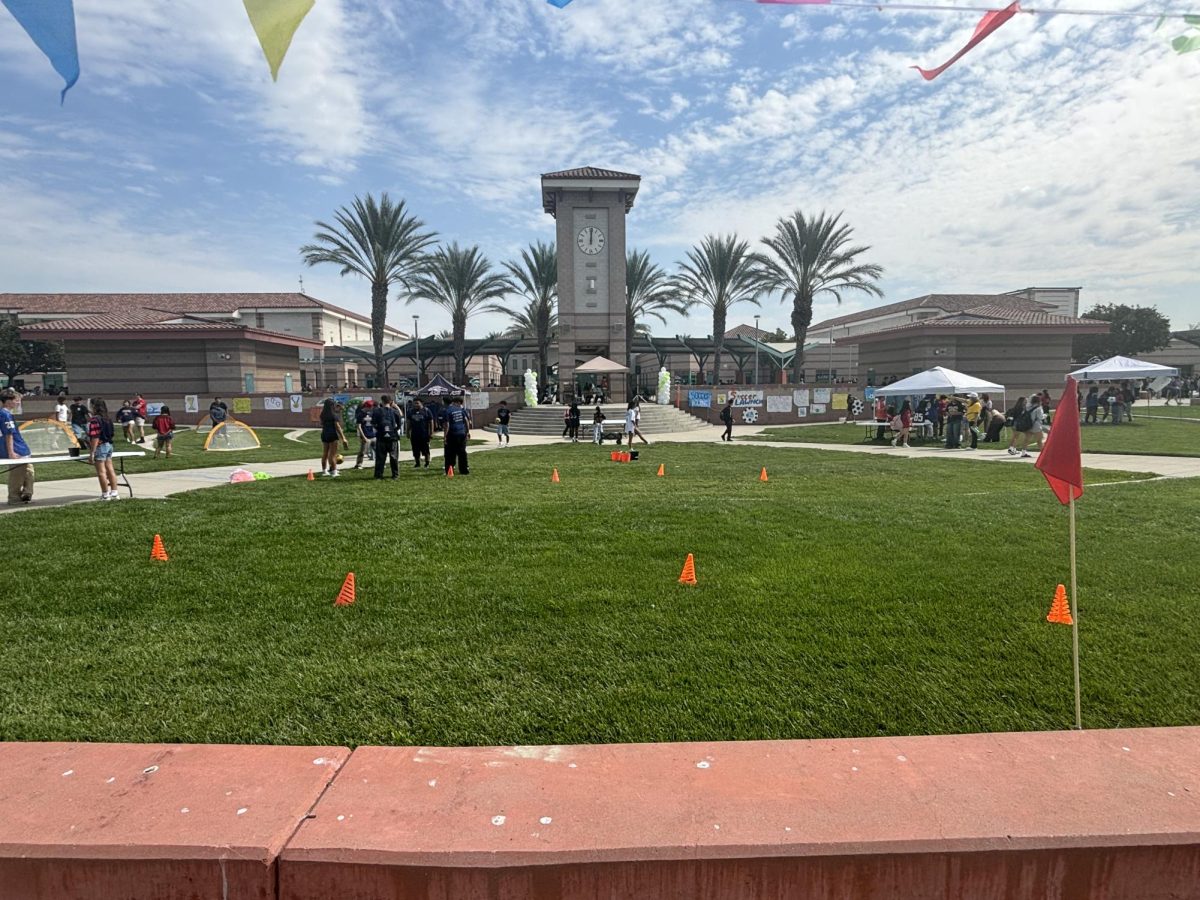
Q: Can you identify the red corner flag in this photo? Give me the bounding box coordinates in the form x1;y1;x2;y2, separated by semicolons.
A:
1035;376;1084;505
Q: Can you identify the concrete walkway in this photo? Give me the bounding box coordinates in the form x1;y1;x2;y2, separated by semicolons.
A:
6;425;1199;513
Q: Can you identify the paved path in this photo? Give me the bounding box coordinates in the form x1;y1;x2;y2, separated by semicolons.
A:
6;424;1199;513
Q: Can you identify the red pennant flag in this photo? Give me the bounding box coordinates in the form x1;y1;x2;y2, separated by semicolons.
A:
1035;376;1084;505
913;2;1021;81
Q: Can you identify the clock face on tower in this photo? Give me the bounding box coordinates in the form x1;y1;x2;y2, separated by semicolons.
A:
576;226;606;255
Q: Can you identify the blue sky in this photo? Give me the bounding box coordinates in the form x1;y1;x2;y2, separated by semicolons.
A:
1;0;1196;338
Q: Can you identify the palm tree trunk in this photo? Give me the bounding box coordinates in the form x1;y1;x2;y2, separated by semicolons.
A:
712;307;727;387
453;311;467;385
538;306;550;387
371;281;389;390
626;309;635;370
791;295;813;385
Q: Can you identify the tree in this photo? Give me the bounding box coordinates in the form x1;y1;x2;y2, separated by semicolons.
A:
300;193;436;390
0;318;66;383
673;235;763;384
407;243;512;384
1073;304;1173;360
755;210;883;384
490;241;557;386
626;249;688;368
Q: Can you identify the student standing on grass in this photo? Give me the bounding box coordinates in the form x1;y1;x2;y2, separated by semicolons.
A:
55;395;69;426
319;398;348;477
151;405;175;459
495;400;511;447
116;400;137;444
719;399;733;442
209;397;229;447
133;393;148;444
593;405;606;444
1;388;34;506
353;399;376;469
87;399;119;501
68;396;89;458
965;392;982;450
443;395;471;475
1084;386;1099;425
944;395;966;449
408;398;433;468
625;399;649;448
567;401;581;442
371;394;401;479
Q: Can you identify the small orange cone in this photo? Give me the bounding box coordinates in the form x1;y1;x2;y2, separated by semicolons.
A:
1046;584;1073;625
656;463;665;477
610;451;619;461
678;553;697;585
759;467;769;482
551;468;561;483
307;469;314;481
335;573;356;607
447;466;455;478
150;534;169;562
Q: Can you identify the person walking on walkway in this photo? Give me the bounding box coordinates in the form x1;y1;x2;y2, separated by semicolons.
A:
567;401;581;442
1;388;34;506
944;395;966;449
965;392;982;450
443;395;471;475
625;399;649;448
720;399;733;441
408;398;433;468
371;394;401;479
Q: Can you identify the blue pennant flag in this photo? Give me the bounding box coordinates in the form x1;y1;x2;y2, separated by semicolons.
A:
2;0;80;101
546;0;575;7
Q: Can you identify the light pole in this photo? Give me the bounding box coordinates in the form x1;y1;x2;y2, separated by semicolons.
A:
754;314;761;385
412;315;421;387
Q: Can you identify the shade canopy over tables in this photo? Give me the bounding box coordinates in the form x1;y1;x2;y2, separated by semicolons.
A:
873;366;1004;397
574;355;629;374
412;374;468;397
1068;355;1180;381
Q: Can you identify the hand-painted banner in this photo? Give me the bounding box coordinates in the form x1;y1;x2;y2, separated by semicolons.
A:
1;0;79;101
912;1;1021;80
243;0;315;81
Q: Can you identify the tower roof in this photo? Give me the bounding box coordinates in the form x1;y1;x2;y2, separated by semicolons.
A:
541;167;641;180
541;167;641;216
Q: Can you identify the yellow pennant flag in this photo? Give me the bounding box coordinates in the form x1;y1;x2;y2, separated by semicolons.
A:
243;0;315;81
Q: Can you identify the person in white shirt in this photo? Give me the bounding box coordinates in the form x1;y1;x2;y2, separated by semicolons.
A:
624;399;649;448
55;395;69;424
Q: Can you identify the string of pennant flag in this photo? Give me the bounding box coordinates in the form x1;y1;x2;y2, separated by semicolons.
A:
2;0;1195;102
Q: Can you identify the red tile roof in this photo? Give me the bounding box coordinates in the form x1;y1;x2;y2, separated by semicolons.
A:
541;167;641;180
812;294;1048;331
836;305;1108;344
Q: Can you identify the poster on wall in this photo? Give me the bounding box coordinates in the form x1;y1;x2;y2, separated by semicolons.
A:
766;394;792;413
831;393;848;410
864;387;876;402
469;392;489;410
732;390;763;408
290;395;304;414
233;397;252;415
263;397;284;411
716;392;727;405
796;406;808;418
146;403;164;417
793;389;810;407
688;390;712;408
184;395;199;414
814;388;832;404
812;403;827;414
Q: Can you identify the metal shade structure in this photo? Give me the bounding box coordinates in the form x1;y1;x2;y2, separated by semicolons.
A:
1068;355;1179;381
574;355;630;374
873;366;1004;397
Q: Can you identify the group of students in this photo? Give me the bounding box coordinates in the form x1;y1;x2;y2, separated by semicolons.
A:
316;393;472;479
556;399;651;446
1082;384;1138;425
871;391;1053;456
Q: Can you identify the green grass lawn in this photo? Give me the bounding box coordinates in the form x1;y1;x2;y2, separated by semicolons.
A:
1;443;1196;748
33;428;461;481
755;418;1200;457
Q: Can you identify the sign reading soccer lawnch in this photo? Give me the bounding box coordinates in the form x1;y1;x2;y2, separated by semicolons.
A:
688;390;712;408
731;390;763;408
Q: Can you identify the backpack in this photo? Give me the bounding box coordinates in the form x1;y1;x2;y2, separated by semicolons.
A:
1016;408;1034;431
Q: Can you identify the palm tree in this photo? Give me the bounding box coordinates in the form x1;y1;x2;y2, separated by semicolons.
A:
300;193;436;390
626;249;688;369
406;243;512;384
672;234;763;385
756;210;883;385
489;242;557;385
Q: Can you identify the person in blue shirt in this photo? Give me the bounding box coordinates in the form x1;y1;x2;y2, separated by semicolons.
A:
443;394;471;476
1;388;34;505
370;395;402;480
407;398;433;468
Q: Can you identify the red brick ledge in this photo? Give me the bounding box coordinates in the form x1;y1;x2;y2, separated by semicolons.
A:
2;729;1198;899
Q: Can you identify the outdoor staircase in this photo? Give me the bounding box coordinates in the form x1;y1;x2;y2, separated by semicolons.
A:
485;403;710;437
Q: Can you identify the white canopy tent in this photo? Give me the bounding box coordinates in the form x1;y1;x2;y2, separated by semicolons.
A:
873;366;1005;397
574;355;629;374
1068;355;1179;381
1068;355;1181;421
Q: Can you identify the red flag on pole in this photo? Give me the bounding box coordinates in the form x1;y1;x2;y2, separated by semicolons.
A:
1035;376;1084;505
912;2;1021;81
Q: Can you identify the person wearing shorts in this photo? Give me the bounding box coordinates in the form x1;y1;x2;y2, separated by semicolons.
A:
87;399;119;500
495;401;511;447
318;398;348;476
68;396;89;458
133;393;148;444
152;405;175;459
1;388;34;505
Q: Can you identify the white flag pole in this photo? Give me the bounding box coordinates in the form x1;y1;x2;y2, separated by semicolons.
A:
1069;494;1081;729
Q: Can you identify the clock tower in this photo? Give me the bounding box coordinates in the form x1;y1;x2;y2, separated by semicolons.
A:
541;166;641;401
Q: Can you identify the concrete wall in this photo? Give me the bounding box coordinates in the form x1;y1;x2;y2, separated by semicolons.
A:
1138;337;1200;376
673;383;860;427
3;727;1198;899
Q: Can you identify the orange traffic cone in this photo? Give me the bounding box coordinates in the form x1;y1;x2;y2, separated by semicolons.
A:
150;534;169;562
678;553;697;585
551;468;561;483
759;467;769;482
335;573;356;607
1046;584;1073;625
447;466;455;478
657;463;665;477
307;469;314;481
610;451;619;461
